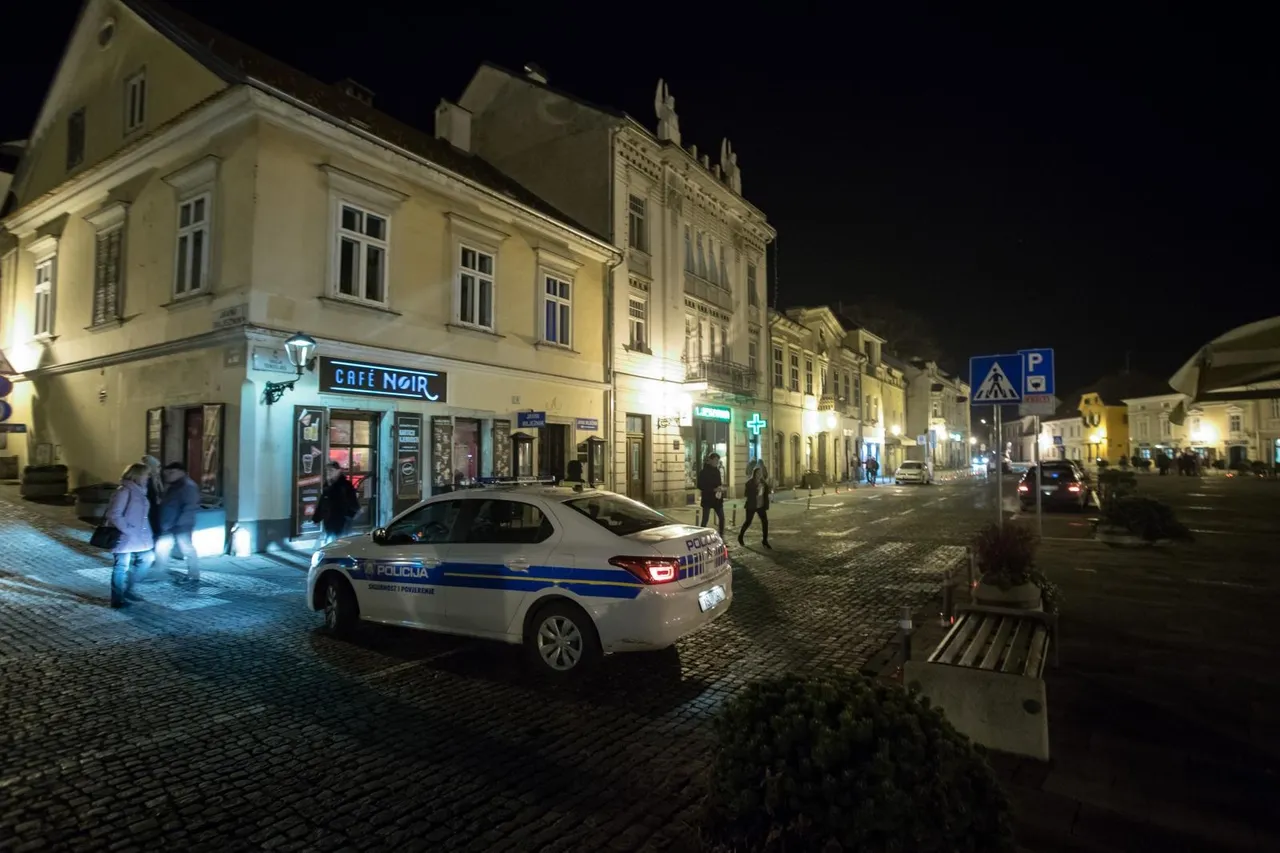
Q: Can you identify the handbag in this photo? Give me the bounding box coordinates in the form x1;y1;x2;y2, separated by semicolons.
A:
90;524;122;549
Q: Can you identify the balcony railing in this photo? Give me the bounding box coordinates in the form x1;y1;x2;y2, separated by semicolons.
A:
686;358;757;396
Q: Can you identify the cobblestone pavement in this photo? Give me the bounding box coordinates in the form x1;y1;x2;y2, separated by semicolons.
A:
0;477;993;852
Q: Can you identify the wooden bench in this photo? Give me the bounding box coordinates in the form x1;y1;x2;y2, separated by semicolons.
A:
904;605;1057;761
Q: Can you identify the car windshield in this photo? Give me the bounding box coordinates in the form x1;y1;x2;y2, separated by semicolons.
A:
564;494;672;536
900;461;924;469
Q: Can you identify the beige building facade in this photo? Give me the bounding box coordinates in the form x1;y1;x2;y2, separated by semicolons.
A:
461;67;775;506
904;359;971;469
0;0;616;552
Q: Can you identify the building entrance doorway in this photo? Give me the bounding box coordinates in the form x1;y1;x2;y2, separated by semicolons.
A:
539;423;570;481
328;411;379;533
625;414;647;500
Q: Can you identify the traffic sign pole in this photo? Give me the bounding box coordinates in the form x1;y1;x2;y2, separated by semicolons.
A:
995;404;1003;529
1035;414;1043;536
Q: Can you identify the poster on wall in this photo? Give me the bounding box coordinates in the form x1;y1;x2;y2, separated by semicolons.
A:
294;406;327;536
393;413;422;512
492;420;512;478
200;404;224;502
146;408;165;461
431;417;453;491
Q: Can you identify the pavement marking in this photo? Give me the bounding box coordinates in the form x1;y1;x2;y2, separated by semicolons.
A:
766;528;800;535
897;508;915;516
1186;578;1266;591
869;517;891;524
1073;567;1098;573
818;527;859;538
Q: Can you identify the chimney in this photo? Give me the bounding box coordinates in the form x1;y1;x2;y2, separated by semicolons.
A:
435;100;472;152
337;78;374;106
524;62;549;84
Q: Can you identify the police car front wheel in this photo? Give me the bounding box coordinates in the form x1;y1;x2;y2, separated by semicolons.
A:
322;574;359;636
526;602;600;675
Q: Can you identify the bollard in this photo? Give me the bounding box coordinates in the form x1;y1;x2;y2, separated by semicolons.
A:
807;487;813;510
731;506;737;526
899;605;914;664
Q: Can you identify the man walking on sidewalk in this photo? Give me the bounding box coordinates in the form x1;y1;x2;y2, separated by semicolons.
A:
696;453;726;538
155;462;202;583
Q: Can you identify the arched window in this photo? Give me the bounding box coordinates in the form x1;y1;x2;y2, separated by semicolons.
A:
790;434;802;484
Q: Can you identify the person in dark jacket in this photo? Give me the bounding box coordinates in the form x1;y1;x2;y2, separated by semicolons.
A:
696;453;726;537
155;462;202;583
314;461;360;544
142;455;165;538
738;466;771;549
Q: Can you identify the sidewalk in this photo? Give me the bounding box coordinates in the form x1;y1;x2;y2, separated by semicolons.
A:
891;539;1280;853
0;484;311;576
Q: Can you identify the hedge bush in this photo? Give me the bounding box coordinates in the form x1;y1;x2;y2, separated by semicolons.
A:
707;674;1014;852
1102;495;1193;542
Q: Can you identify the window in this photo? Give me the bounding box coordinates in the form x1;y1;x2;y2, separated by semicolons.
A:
175;194;209;297
804;358;814;395
747;262;758;306
789;352;800;392
863;341;874;362
718;322;730;361
772;346;784;388
1271;399;1280;421
542;274;572;346
457;245;494;329
382;499;464;545
335;203;388;304
124;70;146;134
853;372;862;409
684;314;696;362
67;108;85;171
696;232;707;278
719;245;729;287
463;499;553;545
707;237;719;282
628;295;647;350
1137;420;1149;440
1160;418;1171;438
628;195;648;253
34;257;55;337
91;227;124;326
748;340;758;376
566;494;668;536
1229;413;1243;433
683;225;694;272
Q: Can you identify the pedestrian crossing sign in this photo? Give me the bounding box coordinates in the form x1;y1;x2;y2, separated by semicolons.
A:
969;354;1024;403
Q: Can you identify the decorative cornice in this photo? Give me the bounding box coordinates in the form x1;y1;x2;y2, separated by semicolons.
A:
84;200;130;231
445;212;509;247
535;246;582;274
26;233;60;258
163;155;221;194
321;163;409;209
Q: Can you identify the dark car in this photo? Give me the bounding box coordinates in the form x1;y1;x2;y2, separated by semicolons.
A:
1018;462;1092;511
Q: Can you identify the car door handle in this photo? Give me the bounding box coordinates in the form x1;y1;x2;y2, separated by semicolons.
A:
505;559;530;572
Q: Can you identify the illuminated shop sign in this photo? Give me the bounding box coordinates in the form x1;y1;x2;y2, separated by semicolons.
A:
694;404;732;422
319;357;448;403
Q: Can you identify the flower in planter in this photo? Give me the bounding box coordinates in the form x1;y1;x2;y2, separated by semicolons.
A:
971;523;1038;589
707;674;1014;852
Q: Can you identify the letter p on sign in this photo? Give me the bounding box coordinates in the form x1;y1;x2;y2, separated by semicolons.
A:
1027;352;1043;371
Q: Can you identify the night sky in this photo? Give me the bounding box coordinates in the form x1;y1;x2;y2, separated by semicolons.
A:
3;2;1275;391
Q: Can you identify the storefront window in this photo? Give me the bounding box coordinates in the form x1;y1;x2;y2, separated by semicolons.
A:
513;433;534;477
328;411;378;531
453;417;482;485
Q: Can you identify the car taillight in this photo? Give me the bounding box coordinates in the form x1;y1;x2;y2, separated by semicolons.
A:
610;556;681;584
1017;484;1029;493
1067;484;1081;493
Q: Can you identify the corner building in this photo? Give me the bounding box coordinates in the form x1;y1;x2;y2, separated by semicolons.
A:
0;1;616;553
461;67;776;506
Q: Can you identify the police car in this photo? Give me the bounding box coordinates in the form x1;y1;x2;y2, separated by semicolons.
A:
307;482;732;676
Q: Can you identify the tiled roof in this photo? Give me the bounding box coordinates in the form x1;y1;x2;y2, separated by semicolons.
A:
124;1;607;242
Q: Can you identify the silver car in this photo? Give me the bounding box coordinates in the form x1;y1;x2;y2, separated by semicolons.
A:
894;460;931;485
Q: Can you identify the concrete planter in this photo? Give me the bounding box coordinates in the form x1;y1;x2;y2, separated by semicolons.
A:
975;578;1043;610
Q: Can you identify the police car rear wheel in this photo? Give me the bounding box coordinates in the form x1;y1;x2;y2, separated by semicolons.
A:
527;602;600;675
322;575;359;636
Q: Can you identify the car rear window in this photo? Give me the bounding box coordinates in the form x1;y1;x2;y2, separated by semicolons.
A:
901;461;923;469
564;494;671;536
1034;465;1077;482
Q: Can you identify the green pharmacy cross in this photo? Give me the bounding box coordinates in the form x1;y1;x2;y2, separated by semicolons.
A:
746;413;767;436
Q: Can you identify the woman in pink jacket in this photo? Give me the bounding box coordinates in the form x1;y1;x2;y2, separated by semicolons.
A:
105;462;156;608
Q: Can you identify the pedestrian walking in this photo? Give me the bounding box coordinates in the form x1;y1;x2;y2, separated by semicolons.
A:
155;462;202;583
865;456;879;486
313;461;360;545
104;462;156;608
737;466;771;549
696;453;726;538
142;455;165;539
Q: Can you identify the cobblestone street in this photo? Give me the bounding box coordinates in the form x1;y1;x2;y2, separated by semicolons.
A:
0;478;995;852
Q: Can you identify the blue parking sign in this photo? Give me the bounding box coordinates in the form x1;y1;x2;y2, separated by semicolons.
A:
1019;348;1055;397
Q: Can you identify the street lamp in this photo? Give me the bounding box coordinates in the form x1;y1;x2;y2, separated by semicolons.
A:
890;424;901;436
262;332;318;405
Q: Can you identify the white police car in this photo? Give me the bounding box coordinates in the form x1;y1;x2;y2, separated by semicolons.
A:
307;484;732;676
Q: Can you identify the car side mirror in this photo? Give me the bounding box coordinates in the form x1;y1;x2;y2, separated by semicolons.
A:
371;527;387;545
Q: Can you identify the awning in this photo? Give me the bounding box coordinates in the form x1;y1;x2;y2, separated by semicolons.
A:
1170;316;1280;402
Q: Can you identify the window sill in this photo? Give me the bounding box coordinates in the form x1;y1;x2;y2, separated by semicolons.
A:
161;292;215;311
85;316;134;332
446;322;505;339
31;334;59;344
535;341;580;355
319;295;402;316
623;345;653;356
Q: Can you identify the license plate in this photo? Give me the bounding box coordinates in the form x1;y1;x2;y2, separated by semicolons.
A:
698;585;726;612
1042;486;1058;494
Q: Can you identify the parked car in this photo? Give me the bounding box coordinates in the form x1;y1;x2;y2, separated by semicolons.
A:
894;460;931;485
1017;462;1093;511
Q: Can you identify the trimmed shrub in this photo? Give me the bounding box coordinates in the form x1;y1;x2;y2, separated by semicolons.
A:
707;674;1015;852
1102;495;1193;542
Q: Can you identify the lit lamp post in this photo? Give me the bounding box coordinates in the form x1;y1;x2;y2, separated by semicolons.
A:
262;332;318;405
